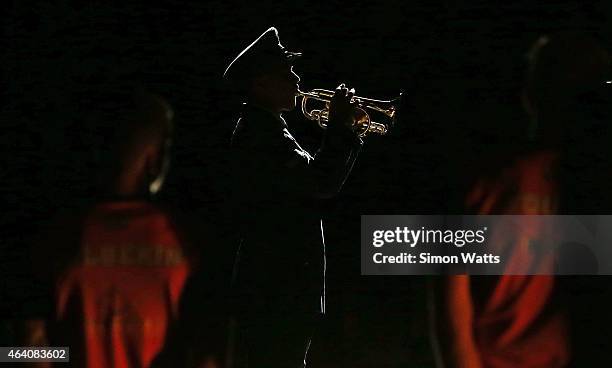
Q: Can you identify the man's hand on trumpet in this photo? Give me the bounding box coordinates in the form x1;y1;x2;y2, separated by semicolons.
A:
328;83;359;134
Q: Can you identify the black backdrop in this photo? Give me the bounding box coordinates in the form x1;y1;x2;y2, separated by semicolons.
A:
2;0;612;365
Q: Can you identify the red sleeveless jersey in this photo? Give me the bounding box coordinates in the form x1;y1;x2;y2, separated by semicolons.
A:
450;151;570;368
55;201;191;368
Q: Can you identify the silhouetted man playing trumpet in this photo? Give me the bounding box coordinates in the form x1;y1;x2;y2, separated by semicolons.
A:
224;27;363;368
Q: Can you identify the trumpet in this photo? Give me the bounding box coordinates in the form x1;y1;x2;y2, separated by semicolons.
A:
296;88;399;137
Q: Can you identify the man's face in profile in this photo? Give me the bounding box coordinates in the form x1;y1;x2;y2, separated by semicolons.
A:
256;64;301;112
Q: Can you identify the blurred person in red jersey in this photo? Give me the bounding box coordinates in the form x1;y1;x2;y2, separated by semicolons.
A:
30;85;194;368
432;32;611;368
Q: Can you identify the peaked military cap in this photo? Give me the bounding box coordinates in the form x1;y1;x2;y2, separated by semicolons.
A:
223;27;301;88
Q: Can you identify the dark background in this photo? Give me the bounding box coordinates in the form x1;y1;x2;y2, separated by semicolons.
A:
2;0;612;365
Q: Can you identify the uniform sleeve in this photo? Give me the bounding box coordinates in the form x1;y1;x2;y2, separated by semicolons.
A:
305;125;363;198
237;121;362;201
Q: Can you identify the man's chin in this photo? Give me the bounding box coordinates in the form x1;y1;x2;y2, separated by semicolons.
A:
281;101;297;112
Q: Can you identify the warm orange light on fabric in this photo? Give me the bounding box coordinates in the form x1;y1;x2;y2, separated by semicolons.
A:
55;201;191;368
452;151;570;368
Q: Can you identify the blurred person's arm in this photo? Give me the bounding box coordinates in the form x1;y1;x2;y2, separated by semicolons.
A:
431;275;483;368
151;219;235;368
22;210;83;368
150;270;228;368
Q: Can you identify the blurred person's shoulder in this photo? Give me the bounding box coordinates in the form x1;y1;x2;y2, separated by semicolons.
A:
466;148;559;215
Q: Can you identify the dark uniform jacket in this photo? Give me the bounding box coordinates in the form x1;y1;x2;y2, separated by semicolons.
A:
230;103;362;317
152;104;362;368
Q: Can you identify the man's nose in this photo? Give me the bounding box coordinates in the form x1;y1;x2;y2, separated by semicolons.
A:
291;71;301;84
